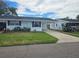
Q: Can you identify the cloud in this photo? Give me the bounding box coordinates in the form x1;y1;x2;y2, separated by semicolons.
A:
6;0;79;19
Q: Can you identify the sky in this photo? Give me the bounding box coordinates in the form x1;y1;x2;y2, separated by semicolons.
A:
4;0;79;19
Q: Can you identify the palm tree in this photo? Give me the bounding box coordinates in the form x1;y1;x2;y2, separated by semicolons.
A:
9;7;17;16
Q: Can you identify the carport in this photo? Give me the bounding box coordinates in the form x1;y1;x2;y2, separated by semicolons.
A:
0;22;6;31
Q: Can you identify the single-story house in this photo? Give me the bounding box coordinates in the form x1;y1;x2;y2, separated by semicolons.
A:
50;19;79;31
0;16;52;31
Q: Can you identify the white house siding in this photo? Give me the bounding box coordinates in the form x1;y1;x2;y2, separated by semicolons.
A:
21;21;32;28
6;20;43;31
31;27;42;31
30;20;48;32
42;21;48;31
31;21;43;32
50;20;69;30
55;21;63;30
0;20;6;22
0;18;51;31
6;21;42;31
50;22;56;30
6;21;22;30
21;21;43;31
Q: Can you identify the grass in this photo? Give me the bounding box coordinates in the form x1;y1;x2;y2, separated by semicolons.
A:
0;32;58;46
59;30;79;37
64;32;79;37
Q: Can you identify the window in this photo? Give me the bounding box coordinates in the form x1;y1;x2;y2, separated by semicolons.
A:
8;21;21;26
56;24;57;27
62;24;64;27
32;21;41;27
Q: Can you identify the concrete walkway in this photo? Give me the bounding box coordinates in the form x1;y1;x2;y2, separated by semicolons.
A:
0;42;79;58
46;30;79;43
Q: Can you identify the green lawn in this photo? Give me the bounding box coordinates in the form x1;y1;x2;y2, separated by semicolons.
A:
65;32;79;37
0;32;58;46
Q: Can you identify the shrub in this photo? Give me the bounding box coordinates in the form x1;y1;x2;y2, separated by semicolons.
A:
62;26;77;32
22;27;30;32
33;29;37;32
4;28;11;32
13;27;30;32
63;26;71;32
13;27;22;32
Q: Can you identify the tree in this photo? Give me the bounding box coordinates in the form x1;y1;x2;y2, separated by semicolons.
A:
9;7;16;13
63;16;69;20
9;7;17;16
0;0;6;6
0;9;5;16
76;15;79;20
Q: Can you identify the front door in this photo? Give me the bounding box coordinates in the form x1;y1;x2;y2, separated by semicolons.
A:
47;24;50;29
0;22;6;31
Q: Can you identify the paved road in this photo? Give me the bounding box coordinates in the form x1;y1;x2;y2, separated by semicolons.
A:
0;42;79;58
46;30;79;43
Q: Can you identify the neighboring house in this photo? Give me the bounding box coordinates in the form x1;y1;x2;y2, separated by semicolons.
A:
0;16;52;31
50;19;79;31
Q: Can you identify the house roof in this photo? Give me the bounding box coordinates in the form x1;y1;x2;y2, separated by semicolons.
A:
0;16;52;20
56;18;79;22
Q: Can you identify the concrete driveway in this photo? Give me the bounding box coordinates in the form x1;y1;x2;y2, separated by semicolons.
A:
0;42;79;58
46;30;79;43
